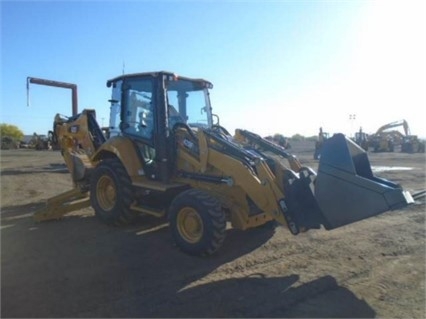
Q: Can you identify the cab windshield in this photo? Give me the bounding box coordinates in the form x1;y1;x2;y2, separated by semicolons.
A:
166;79;212;130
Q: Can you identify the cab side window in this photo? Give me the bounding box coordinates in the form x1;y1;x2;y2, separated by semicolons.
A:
122;80;154;141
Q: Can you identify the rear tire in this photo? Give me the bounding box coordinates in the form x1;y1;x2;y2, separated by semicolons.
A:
90;158;136;226
168;189;226;256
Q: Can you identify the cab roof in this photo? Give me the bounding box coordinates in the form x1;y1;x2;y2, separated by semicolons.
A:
106;71;213;88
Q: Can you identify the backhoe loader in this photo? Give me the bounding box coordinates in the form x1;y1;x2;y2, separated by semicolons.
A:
29;72;414;256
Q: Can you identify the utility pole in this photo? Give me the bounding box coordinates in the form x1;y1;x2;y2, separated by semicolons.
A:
349;114;356;138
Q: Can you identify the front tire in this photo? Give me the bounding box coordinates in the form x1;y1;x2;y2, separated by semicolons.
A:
90;158;136;226
168;189;226;256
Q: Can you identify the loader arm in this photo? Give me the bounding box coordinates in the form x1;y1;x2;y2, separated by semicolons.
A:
233;129;303;172
175;126;414;234
173;126;325;232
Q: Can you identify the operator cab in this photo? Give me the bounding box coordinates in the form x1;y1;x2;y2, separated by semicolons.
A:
106;71;214;181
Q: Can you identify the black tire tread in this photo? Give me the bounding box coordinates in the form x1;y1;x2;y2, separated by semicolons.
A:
169;189;226;256
90;158;136;226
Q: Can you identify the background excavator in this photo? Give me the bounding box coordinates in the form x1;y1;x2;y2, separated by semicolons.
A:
27;72;413;256
368;119;410;152
368;119;425;153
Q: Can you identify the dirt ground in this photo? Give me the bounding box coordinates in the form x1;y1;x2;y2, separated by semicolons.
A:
1;144;425;318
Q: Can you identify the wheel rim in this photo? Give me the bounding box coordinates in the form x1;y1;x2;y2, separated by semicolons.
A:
177;207;203;244
96;175;116;211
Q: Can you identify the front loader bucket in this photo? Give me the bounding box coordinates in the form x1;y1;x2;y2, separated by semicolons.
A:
315;133;413;230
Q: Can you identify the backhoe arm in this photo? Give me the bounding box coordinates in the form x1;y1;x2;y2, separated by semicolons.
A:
34;109;106;222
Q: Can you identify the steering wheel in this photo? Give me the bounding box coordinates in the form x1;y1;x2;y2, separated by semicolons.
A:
212;124;231;137
211;125;233;142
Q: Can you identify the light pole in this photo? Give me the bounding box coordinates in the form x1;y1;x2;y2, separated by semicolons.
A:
349;114;356;138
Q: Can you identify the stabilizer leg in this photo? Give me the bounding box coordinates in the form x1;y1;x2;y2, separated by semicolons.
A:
34;188;90;222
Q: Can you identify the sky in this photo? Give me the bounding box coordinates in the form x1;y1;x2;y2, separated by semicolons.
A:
1;0;425;139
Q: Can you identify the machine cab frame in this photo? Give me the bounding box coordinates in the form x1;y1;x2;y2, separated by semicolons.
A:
106;71;214;181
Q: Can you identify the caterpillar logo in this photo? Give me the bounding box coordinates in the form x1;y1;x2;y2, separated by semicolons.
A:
69;125;79;134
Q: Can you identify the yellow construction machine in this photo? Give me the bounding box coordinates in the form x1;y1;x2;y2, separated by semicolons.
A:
401;135;425;153
28;72;414;256
30;133;51;150
353;127;369;151
369;119;410;152
313;127;330;159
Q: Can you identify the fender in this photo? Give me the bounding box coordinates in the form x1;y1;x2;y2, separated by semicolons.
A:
91;136;143;180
